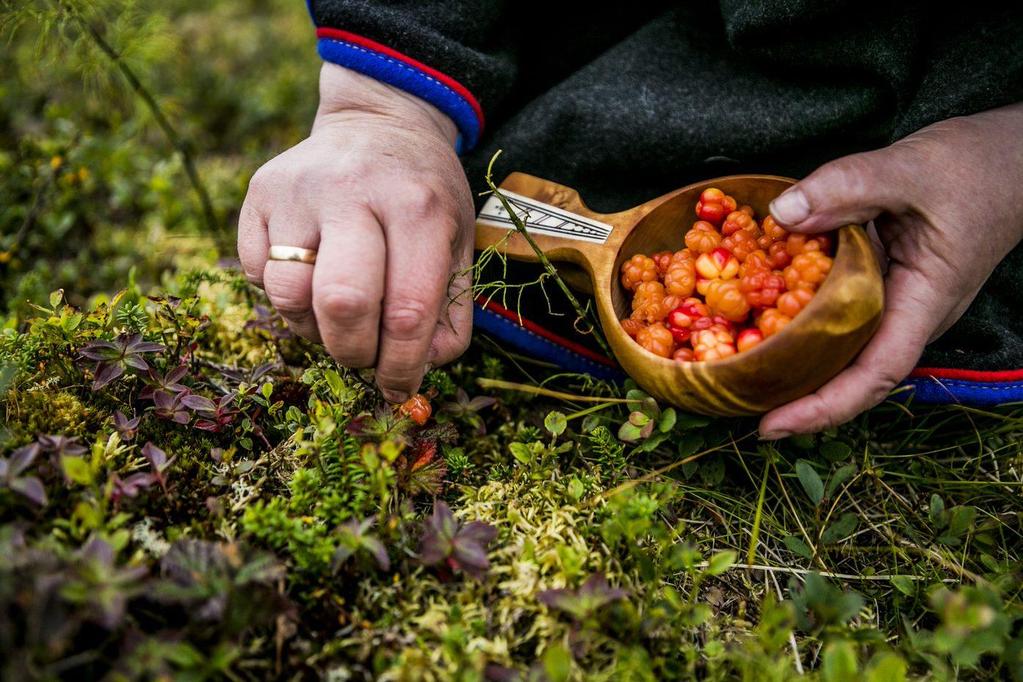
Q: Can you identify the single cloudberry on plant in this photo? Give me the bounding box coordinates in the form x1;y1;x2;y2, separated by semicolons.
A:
695;247;740;280
784;251;833;291
705;279;751;322
757;308;792;337
664;254;696;297
777;287;815;318
636;322;675;358
737;328;764;353
740;269;787;308
721;229;758;262
684;221;722;254
692;324;737;361
399;394;432;425
722;209;759;237
620;254;659;290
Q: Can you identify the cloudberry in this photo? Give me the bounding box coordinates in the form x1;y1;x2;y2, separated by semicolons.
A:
664;255;696;297
758;215;788;249
631;281;671;323
783;251;833;291
737;328;764;353
695;188;738;225
636;323;675;358
721;229;758;262
684;221;722;254
620;254;659;290
620;317;645;338
757;308;792;337
399;394;432;425
695;247;740;280
767;241;792;269
673;347;695;363
740;269;787;308
651;251;673;277
666;299;709;343
777;288;815;318
786;233;833;257
693;324;737;361
705;279;751;322
740;250;771;277
722;210;759;237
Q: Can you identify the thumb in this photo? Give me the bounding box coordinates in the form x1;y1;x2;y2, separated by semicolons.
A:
769;147;911;234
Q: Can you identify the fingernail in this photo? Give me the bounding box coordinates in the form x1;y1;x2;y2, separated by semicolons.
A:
769;188;810;225
381;389;408;404
759;430;792;441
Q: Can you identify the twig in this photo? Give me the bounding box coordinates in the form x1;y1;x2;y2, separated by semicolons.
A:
477;377;628;404
484;151;611;356
67;3;220;233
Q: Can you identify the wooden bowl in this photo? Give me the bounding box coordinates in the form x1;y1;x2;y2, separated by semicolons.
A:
475;173;884;415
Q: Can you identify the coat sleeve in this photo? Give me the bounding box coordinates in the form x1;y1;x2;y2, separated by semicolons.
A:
308;0;518;153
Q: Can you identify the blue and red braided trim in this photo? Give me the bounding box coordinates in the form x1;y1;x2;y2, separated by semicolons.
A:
314;27;485;153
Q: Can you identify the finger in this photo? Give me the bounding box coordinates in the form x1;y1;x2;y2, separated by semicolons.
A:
769;147;912;234
237;188;270;288
758;267;939;438
429;256;474;365
375;210;454;402
264;217;321;341
312;212;386;367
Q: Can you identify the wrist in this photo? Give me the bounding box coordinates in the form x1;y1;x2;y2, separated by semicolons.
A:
314;63;458;146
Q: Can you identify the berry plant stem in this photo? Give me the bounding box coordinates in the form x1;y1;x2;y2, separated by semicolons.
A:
485;151;612;357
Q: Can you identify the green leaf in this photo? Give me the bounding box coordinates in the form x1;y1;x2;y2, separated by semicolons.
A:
49;289;64;309
821;440;853;461
260;382;273;400
542;643;572;682
825;463;857;499
889;575;916;597
675;412;711;429
509;442;533;465
61;455;93;486
657;407;677;433
795;460;824;506
929;494;946;528
566;477;585;501
544;411;567;436
618;422;644;443
864;652;907;682
947;505;976;537
783;535;813;559
677;433;704;458
821;513;859;544
705;550;737;576
822;639;859;682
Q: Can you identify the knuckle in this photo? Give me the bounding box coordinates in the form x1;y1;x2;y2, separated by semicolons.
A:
400;183;443;217
382;299;432;339
263;268;313;318
315;284;379;323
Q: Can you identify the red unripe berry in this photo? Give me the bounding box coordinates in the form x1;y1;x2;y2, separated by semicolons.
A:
696;247;740;280
737;328;765;353
740;269;787;308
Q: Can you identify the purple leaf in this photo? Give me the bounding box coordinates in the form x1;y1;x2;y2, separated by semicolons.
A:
181;394;216;412
92;362;125;391
419;500;497;580
9;476;47;506
122;355;151;371
112;411;141;440
537;573;627;621
8;443;40;477
141;442;169;471
37;435;87;457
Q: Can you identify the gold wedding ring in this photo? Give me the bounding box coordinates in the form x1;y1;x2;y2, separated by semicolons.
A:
268;245;317;264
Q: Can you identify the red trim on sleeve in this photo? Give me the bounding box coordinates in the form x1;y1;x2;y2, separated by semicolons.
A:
315;27;485;131
475;296;619;369
909;367;1023;382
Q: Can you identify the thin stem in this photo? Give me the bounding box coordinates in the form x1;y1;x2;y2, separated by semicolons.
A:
477;377;629;404
484;151;612;357
68;4;220;234
747;458;770;565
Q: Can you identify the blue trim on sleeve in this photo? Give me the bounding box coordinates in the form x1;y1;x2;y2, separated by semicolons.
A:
317;37;481;152
898;377;1023;406
473;305;626;382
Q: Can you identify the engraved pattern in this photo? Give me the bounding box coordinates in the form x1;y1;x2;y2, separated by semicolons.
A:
477;190;613;244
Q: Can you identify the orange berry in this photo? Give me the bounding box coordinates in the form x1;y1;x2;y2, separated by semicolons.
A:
737;328;765;353
673;347;695;363
664;254;696;297
721;229;759;262
705;279;751;323
722;210;759;237
399;394;432;425
767;241;792;270
758;215;788;249
620;316;645;338
693;324;737;362
740;269;787;308
783;251;833;291
757;308;792;337
740;250;771;276
651;250;673;277
632;281;672;323
777;287;815;318
620;254;659;291
684;221;722;254
695;247;740;280
636;322;674;358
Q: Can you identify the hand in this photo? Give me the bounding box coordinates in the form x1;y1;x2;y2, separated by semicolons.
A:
238;64;476;403
759;102;1023;439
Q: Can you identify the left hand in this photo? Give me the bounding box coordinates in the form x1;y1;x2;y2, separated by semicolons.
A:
759;102;1023;439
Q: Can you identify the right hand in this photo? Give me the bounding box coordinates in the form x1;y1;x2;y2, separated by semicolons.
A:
238;64;476;403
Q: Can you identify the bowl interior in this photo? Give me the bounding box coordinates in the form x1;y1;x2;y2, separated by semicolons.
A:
610;175;796;320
